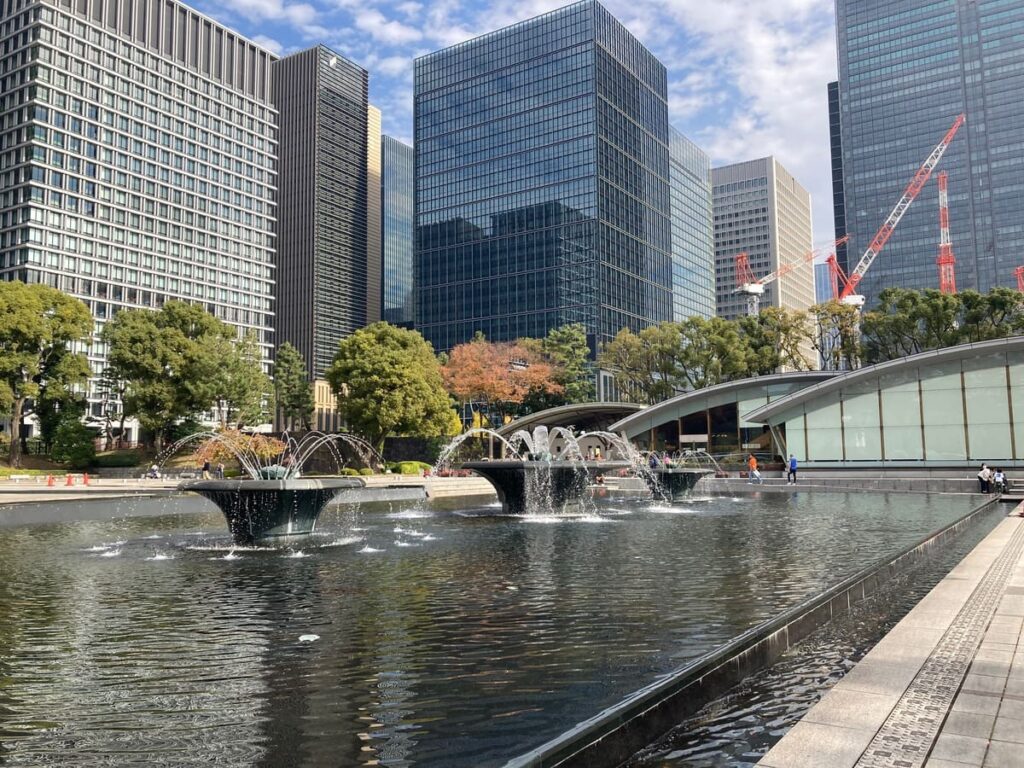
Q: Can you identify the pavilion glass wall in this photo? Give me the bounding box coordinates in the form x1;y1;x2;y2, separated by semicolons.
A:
776;350;1024;465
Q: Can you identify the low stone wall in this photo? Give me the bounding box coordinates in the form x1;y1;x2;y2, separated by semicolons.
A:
501;496;1001;768
701;476;987;495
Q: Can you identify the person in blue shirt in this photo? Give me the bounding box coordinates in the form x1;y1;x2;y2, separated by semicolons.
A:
787;454;798;485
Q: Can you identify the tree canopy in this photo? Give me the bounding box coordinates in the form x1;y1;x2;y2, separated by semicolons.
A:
326;322;457;452
596;312;813;403
273;342;314;431
0;281;92;466
443;333;563;425
859;287;1024;365
103;301;270;447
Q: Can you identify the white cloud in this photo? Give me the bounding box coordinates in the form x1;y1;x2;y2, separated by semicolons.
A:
355;9;423;43
633;0;838;241
251;33;286;55
217;0;321;37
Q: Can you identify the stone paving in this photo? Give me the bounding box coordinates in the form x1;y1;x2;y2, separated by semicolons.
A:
759;504;1024;768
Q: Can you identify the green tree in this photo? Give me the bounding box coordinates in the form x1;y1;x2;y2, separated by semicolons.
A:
0;282;92;467
958;288;1024;342
676;317;750;389
36;394;86;454
211;330;273;429
326;322;457;453
598;323;683;404
542;323;594;403
860;288;961;364
273;342;314;431
50;418;97;469
597;327;651;403
811;300;861;371
517;323;595;412
103;301;241;448
738;307;814;374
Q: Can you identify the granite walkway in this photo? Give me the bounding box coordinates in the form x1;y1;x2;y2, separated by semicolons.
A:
759;504;1024;768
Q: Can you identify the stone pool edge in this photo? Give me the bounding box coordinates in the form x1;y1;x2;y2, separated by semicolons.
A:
501;495;1004;768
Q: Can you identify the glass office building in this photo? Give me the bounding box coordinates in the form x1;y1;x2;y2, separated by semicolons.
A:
0;0;277;420
835;0;1024;301
382;135;413;327
668;127;714;320
414;0;673;352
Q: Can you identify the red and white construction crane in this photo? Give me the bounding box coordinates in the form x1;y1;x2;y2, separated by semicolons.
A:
1015;266;1024;293
936;171;957;294
837;113;966;307
734;235;850;315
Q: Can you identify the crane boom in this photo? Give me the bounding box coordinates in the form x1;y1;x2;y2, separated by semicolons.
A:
753;235;849;288
840;113;966;301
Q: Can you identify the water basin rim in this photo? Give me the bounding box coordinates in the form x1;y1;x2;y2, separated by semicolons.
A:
178;478;366;492
501;494;1003;768
461;460;633;469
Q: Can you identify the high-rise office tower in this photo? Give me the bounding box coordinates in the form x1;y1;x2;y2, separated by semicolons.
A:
826;81;848;275
815;261;833;304
273;45;371;380
712;157;815;327
0;0;277;421
414;0;673;354
381;135;414;327
834;0;1024;300
366;104;381;325
668;128;714;320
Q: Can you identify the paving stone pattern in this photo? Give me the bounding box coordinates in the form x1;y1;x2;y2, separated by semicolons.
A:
854;521;1024;768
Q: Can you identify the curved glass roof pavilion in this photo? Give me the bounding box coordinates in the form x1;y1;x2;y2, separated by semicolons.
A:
602;337;1024;468
744;336;1024;468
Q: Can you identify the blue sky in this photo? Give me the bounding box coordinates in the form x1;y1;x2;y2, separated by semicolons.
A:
190;0;839;242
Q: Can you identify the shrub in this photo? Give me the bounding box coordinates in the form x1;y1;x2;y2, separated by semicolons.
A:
395;460;431;475
340;467;360;476
51;422;97;469
358;467;374;476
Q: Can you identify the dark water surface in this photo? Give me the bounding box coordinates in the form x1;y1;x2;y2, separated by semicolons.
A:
0;492;984;766
628;502;1005;767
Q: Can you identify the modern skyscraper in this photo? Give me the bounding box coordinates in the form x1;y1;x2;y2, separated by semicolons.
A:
712;157;814;324
814;261;833;304
273;45;371;380
413;0;673;353
0;0;277;418
826;81;848;275
834;0;1024;300
366;104;382;325
381;135;414;327
668;127;714;320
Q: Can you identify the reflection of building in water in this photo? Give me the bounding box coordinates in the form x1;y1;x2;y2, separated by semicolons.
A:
414;1;691;356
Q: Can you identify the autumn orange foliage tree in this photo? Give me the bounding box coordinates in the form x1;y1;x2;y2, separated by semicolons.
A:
190;430;287;468
442;335;562;426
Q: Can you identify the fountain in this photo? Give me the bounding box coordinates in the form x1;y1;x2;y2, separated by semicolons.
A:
646;448;717;502
170;431;420;546
443;426;631;515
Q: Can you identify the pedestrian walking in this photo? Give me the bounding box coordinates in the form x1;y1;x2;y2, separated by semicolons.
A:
202;460;211;481
747;454;762;484
217;462;225;479
787;454;798;485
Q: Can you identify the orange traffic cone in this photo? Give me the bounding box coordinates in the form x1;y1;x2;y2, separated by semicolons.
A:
83;473;90;486
65;474;74;486
47;474;55;487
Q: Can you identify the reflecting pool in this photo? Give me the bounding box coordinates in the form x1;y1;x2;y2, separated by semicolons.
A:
0;491;984;766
